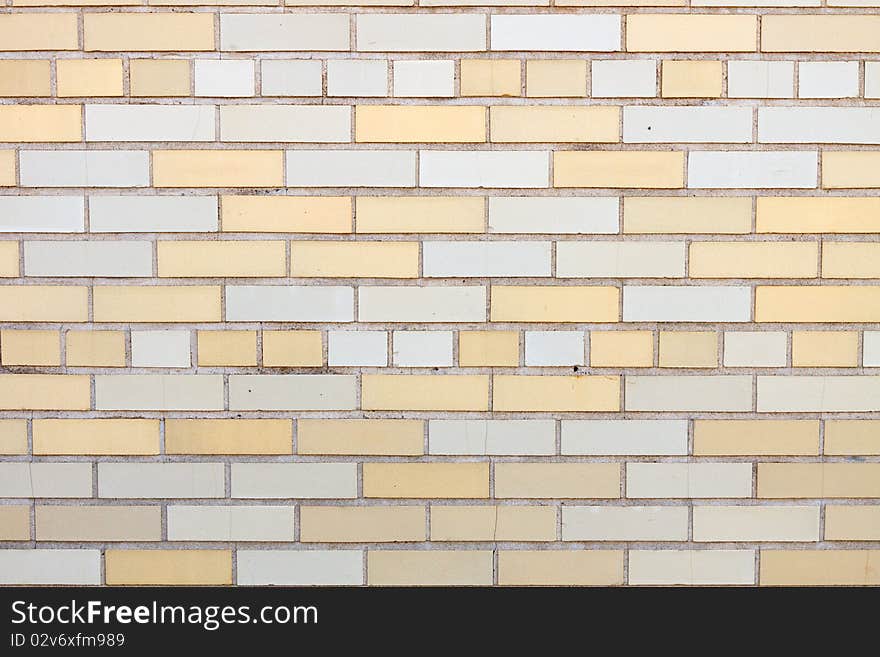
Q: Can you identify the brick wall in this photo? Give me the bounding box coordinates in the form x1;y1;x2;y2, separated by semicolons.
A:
0;2;879;587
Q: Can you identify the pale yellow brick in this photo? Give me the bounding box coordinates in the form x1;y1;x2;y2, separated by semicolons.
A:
130;59;191;97
158;241;286;277
197;330;257;366
495;463;620;499
106;550;232;585
16;0;139;5
756;286;880;322
825;420;880;456
301;506;425;542
0;241;19;275
0;286;87;322
0;152;14;187
493;375;620;412
298;419;423;456
0;419;28;455
792;331;858;367
84;13;215;52
694;420;820;456
460;59;520;97
291;241;418;278
165;419;291;455
356;196;483;234
356;106;486;143
822;242;880;279
0;506;30;541
153;151;284;188
559;0;684;5
526;60;587;97
689;242;818;279
661;60;722;98
33;419;160;455
825;506;880;541
625;197;751;234
491;286;619;322
627;15;757;53
458;330;519;367
490;106;618;143
57;59;123;97
0;60;50;97
0;106;81;142
659;331;717;368
498;551;623;586
93;286;221;323
757;197;880;234
0;14;78;51
368;551;493;586
555;151;685;188
362;374;489;411
1;330;60;366
758;463;880;498
363;463;489;499
262;330;323;367
823;152;880;188
762;15;880;53
36;506;160;542
66;331;125;367
761;550;880;586
590;331;653;368
222;196;351;233
430;506;556;542
0;375;90;410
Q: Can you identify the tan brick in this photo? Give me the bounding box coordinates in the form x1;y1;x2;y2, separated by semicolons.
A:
356;196;482;234
165;419;292;455
0;286;86;321
130;59;191;97
825;420;880;455
490;106;618;143
430;505;556;542
756;286;880;322
0;375;90;410
57;59;123;97
495;463;620;499
822;242;880;279
823;152;880;188
301;506;425;542
222;196;351;233
33;419;160;455
36;506;161;542
555;151;685;188
93;286;221;322
762;15;880;53
493;375;620;412
0;14;78;51
825;506;880;541
760;550;880;586
356;106;485;143
627;15;757;52
84;13;215;52
106;550;232;585
1;329;60;366
689;242;818;278
759;463;880;498
153;151;284;188
526;60;587;97
590;330;653;368
0;60;50;97
298;419;424;456
363;463;489;498
460;59;520;97
625;197;751;234
158;241;286;277
0;106;81;142
498;550;623;586
262;330;323;367
757;197;880;233
491;286;619;322
659;331;717;368
0;506;30;541
792;331;858;367
368;550;492;586
0;153;13;188
66;331;125;368
459;330;519;367
291;241;418;278
197;330;257;366
661;60;722;98
362;374;489;411
694;420;820;456
0;419;28;455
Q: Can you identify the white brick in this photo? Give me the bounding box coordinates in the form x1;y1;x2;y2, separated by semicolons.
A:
429;419;556;455
20;151;149;188
261;60;322;97
220;105;350;142
168;506;295;541
232;463;357;499
693;506;820;542
0;196;84;233
238;550;362;585
488;196;619;234
591;60;656;98
328;330;387;366
757;375;880;412
625;375;753;412
798;61;859;99
626;463;753;498
727;60;794;99
89;196;218;233
95;374;224;410
524;330;584;366
867;62;880;99
624;107;752;144
563;506;688;541
420;151;549;188
220;14;350;52
394;60;454;97
759;108;880;144
562;420;689;456
195;60;255;97
629;550;755;586
327;60;387;97
23;241;152;277
85;105;216;141
0;462;92;498
98;463;225;498
623;285;751;322
724;331;787;367
229;375;358;410
131;330;191;368
392;330;453;367
423;241;551;277
357;14;486;52
491;15;620;52
688;151;818;188
0;550;100;585
865;332;880;366
226;285;353;322
557;241;685;278
358;286;486;322
287;150;416;187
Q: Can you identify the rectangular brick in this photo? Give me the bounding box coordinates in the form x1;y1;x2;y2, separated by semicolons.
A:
229;375;357;410
624;197;751;234
495;463;619;499
630;550;755;586
357;14;486;52
232;463;357;499
357;106;485;143
154;150;284;188
84;13;215;51
0;463;92;498
0;550;100;585
363;463;489;498
33;419;160;455
238;550;362;585
36;506;161;542
555;151;684;188
694;420;820;456
627;15;757;52
693;506;819;542
165;419;292;455
499;551;623;586
758;463;880;498
0;105;81;142
762;15;880;53
493;375;620;412
491;106;618;143
0;14;78;51
760;550;880;586
356;196;483;234
563;506;689;541
825;420;880;455
223;196;350;233
168;506;295;542
625;375;753;411
106;550;231;585
0;506;30;541
99;463;225;498
431;506;557;542
0;374;90;410
301;506;425;542
368;551;493;585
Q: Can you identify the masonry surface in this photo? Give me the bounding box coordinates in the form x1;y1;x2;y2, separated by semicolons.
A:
0;1;879;587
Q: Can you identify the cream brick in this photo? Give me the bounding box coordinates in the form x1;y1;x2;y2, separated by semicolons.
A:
86;104;214;142
0;463;92;498
624;197;751;234
0;374;90;410
197;331;256;367
292;241;417;278
624;106;750;143
195;60;254;97
106;550;231;585
868;62;880;98
0;241;17;277
329;330;387;367
694;419;819;456
688;151;818;189
822;242;880;279
233;463;357;498
489;196;619;234
499;551;623;586
33;418;160;455
866;333;880;367
554;151;684;188
57;59;123;97
357;196;482;234
429;419;555;455
629;550;755;586
557;241;685;278
492;106;618;143
623;286;750;322
760;550;880;586
761;108;880;144
168;506;295;542
363;374;489;411
357;14;486;52
20;151;149;188
262;330;323;367
825;506;880;541
493;375;620;412
130;59;190;97
625;375;752;411
757;286;880;323
727;60;794;99
66;331;125;368
0;14;78;51
221;105;349;143
460;59;520;96
393;60;454;97
762;15;880;53
363;463;489;498
563;506;688;541
459;330;519;367
227;285;353;322
0;550;100;585
1;329;60;366
238;550;362;585
589;330;654;367
90;196;218;233
130;330;190;368
496;463;619;499
220;14;349;51
491;286;619;322
491;15;620;51
758;463;880;499
627;15;757;52
298;419;424;456
261;60;322;96
359;105;486;143
0;420;27;455
36;506;161;542
424;241;550;277
799;62;859;99
659;331;718;368
431;506;557;542
84;13;214;51
661;60;722;98
524;331;584;366
693;506;819;542
368;551;492;586
723;331;787;367
328;60;387;97
95;375;223;411
758;375;880;412
153;150;284;188
24;240;152;277
591;60;656;98
300;506;425;542
0;506;30;541
792;331;858;367
158;240;285;278
627;463;752;499
287;150;415;187
0;150;13;187
229;375;357;410
359;286;486;322
166;419;290;455
94;286;220;322
224;196;350;233
420;151;549;188
826;421;880;456
392;330;453;367
562;420;688;456
0;286;87;322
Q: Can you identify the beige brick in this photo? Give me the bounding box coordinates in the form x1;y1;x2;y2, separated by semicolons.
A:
57;59;123;97
760;550;880;586
368;550;493;586
659;331;717;368
33;419;160;455
555;151;685;188
758;463;880;498
356;196;483;234
262;330;323;367
460;59;520;96
661;60;722;98
494;375;619;412
756;286;880;322
459;330;519;367
0;420;28;455
758;197;880;233
223;196;351;233
430;505;556;542
823;152;880;188
0;375;90;410
0;60;50;97
301;506;425;542
763;15;880;53
0;153;13;188
165;419;292;455
66;331;125;367
362;374;489;411
825;506;880;541
498;550;623;586
627;15;757;52
825;420;880;455
526;60;587;97
822;242;880;279
84;13;215;52
1;329;60;366
153;151;284;188
0;106;81;143
356;106;486;143
0;506;30;541
197;330;256;367
0;14;78;51
298;419;424;456
590;330;653;367
130;59;191;97
694;506;819;542
495;463;619;499
106;550;232;585
93;286;221;322
291;241;418;278
792;331;858;367
363;463;489;498
491;286;619;322
625;197;752;234
630;550;755;586
689;242;818;278
158;241;286;277
491;106;618;143
36;506;161;542
563;506;688;541
694;420;820;456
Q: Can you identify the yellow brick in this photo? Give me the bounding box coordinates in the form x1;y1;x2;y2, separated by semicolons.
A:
197;330;257;366
298;419;424;456
459;330;519;367
1;329;60;366
93;286;221;322
460;59;520;97
792;331;858;367
0;60;50;96
491;286;619;322
356;196;483;234
430;505;557;542
153;150;284;188
694;420;820;456
554;151;685;188
262;330;323;367
66;330;125;367
0;152;14;187
661;60;722;98
355;106;486;143
222;196;351;233
362;374;489;411
758;463;880;498
363;462;489;498
16;0;139;5
559;0;683;4
625;197;751;234
490;106;618;143
0;241;18;275
763;15;880;53
300;506;425;542
825;507;880;541
627;15;757;52
84;13;215;52
106;550;232;586
689;242;817;279
0;506;30;541
756;286;880;322
757;197;880;233
0;14;78;51
495;463;620;499
0;106;81;142
368;550;493;586
498;551;623;586
130;59;191;97
659;331;717;368
823;152;880;188
36;506;160;542
57;59;123;97
825;420;880;456
33;419;160;455
165;419;291;455
590;330;653;368
493;375;620;412
526;60;587;97
291;241;418;278
0;419;28;455
158;241;286;277
0;375;90;410
822;242;880;279
0;286;87;322
760;550;880;586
